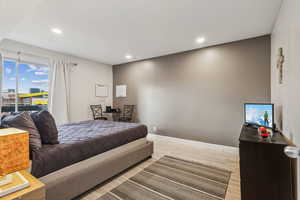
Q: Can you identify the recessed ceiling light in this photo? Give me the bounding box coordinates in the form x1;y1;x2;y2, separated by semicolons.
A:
196;37;205;44
51;28;63;35
125;54;133;59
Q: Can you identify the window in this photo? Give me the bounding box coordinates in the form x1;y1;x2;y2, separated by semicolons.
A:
1;59;49;114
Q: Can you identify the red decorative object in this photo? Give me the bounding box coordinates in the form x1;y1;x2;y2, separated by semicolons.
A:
258;127;269;138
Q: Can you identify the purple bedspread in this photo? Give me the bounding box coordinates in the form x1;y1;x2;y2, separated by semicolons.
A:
31;120;147;178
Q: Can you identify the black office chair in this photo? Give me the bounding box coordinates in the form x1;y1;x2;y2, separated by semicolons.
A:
118;105;135;122
90;105;108;120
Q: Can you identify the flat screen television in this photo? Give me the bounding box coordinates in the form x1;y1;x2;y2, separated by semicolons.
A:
244;103;274;129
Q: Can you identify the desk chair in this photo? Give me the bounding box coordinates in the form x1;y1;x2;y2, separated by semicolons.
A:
119;105;135;122
90;105;108;120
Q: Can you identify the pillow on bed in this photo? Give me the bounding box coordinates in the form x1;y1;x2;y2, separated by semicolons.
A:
1;112;42;150
31;110;59;144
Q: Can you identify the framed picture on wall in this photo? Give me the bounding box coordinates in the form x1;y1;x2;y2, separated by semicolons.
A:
95;84;108;97
116;85;127;97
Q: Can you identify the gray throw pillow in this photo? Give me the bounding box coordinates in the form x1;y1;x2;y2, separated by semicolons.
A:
31;110;59;144
2;112;42;150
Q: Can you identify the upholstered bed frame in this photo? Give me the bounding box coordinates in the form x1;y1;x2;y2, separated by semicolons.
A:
39;139;153;200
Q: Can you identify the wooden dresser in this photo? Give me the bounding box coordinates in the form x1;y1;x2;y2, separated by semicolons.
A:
239;125;296;200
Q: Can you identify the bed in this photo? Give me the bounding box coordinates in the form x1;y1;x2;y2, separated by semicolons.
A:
32;120;153;200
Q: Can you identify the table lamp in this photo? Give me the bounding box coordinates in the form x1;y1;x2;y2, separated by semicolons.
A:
0;128;30;197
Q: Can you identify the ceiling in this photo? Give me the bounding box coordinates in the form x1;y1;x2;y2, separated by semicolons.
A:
0;0;282;65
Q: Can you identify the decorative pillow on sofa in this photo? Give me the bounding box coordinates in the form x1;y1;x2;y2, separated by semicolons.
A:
1;112;42;150
31;110;59;144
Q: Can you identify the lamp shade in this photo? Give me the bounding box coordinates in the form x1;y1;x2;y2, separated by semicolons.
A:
0;128;29;176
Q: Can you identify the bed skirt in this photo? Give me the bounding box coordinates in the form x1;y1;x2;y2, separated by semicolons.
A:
39;140;154;200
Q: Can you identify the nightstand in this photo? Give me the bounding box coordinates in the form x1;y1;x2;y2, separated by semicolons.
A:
0;170;45;200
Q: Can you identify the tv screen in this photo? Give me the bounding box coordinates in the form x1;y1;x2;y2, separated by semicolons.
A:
244;103;274;128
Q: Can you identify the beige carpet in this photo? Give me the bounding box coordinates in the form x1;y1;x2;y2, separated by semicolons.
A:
98;156;231;200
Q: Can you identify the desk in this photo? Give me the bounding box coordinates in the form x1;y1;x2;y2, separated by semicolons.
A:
103;110;121;121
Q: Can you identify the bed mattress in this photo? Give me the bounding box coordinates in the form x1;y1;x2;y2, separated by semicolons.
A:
31;120;148;178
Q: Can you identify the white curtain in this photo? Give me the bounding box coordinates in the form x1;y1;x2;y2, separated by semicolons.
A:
0;53;3;114
49;60;71;125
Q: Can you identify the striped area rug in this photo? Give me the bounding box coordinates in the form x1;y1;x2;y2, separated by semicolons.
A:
98;156;231;200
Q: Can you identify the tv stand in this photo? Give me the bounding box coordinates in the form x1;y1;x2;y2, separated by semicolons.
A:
244;122;276;131
244;122;258;129
239;125;296;200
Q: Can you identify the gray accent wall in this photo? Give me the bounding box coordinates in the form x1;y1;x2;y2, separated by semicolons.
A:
113;36;271;147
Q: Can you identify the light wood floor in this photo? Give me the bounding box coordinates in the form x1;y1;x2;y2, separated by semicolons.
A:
77;134;241;200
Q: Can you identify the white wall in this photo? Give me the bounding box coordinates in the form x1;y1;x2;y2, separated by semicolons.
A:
0;39;113;122
271;0;300;198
